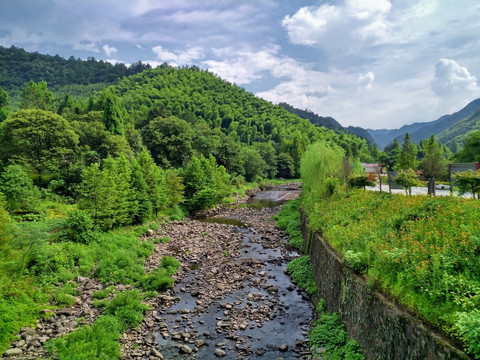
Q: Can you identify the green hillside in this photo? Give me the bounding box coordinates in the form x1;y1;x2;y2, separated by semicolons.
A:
0;46;150;95
436;107;480;150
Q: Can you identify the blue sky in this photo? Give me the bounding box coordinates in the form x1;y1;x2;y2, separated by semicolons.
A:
1;0;480;129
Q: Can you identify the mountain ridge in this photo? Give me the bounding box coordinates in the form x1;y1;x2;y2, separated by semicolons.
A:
367;98;480;148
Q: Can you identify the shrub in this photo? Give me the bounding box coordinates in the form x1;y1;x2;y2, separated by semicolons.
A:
309;312;364;360
275;198;303;250
105;290;148;331
140;268;174;292
92;286;115;300
46;315;122;360
456;310;480;358
286;256;318;296
62;210;95;244
161;255;181;275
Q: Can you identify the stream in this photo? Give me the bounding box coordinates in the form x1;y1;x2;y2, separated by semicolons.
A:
143;186;314;359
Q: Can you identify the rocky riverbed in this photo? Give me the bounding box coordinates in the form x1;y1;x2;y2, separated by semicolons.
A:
3;183;315;359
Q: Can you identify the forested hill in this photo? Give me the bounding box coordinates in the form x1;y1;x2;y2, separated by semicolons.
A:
108;65;375;164
0;46;150;94
278;102;376;145
278;102;343;130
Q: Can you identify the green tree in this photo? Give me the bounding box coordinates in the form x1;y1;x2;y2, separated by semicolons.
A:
165;169;184;208
0;165;40;213
454;170;480;198
182;155;231;211
419;135;447;180
0;85;9;121
254;142;278;178
381;139;401;170
112;154;136;227
79;162;105;224
142;116;193;168
102;89;127;135
0;194;10;255
19;80;56;111
455;130;480;162
394;169;420;195
276;153;295;179
396;133;417;170
138;149;167;217
130;158;153;223
241;147;267;182
0;109;79;182
348;174;375;191
300;141;344;199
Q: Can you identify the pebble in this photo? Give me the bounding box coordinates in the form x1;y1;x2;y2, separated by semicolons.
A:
214;348;227;357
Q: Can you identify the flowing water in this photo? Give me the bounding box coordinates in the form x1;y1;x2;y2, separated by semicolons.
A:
155;190;313;359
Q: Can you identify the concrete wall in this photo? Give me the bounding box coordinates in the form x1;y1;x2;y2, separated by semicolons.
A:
301;213;470;360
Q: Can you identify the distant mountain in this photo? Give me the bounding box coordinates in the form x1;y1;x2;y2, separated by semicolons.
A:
345;126;376;145
367;98;480;148
436;106;480;148
393;98;480;145
278;103;376;144
367;122;433;148
278;103;343;130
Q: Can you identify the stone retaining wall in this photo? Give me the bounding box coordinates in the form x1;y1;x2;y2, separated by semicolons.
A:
301;212;471;360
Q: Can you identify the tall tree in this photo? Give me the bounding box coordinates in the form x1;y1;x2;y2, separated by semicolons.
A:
0;165;40;213
381;139;401;170
396;133;417;170
138;149;167;217
19;80;56;111
130;158;153;223
102;89;127;136
419;135;447;179
0;109;79;182
455;130;480;162
141;116;193;168
0;85;8;121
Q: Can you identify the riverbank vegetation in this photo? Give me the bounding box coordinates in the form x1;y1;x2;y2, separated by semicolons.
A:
0;51;375;357
276;201;364;359
300;140;480;357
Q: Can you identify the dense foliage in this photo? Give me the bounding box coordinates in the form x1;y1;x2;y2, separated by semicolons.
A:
0;48;381;357
0;46;150;95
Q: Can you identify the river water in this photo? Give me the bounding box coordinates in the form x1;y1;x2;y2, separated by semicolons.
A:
154;190;314;359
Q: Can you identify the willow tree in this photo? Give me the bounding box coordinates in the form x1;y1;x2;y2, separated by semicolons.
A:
300;141;344;201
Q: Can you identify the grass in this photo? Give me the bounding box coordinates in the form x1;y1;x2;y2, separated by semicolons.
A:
277;199;364;359
310;301;365;360
46;290;148;360
0;200;179;356
274;198;303;250
303;189;480;357
286;256;318;296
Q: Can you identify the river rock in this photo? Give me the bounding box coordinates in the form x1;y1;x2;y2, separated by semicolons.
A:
214;348;226;357
178;344;192;354
4;348;23;357
279;343;288;352
150;348;163;358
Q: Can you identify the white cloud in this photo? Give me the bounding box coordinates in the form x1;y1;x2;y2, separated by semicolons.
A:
430;58;480;114
73;42;99;53
358;71;375;90
152;45;204;66
431;58;479;96
102;44;117;57
282;0;393;51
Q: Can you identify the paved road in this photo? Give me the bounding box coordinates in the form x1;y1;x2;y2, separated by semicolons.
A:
366;184;474;198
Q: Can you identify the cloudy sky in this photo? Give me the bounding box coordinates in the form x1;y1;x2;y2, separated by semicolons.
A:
1;0;480;129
